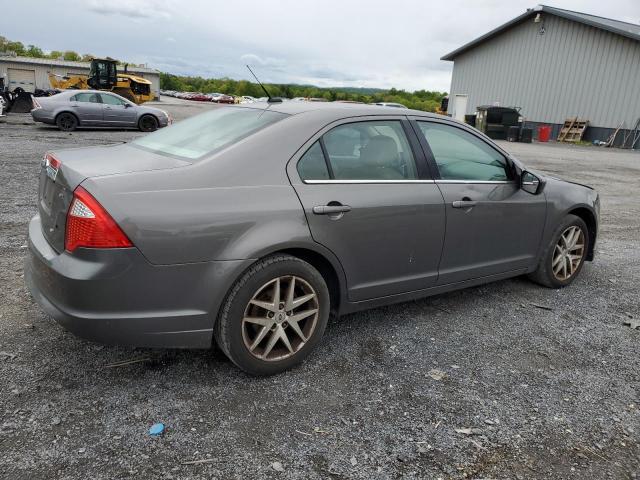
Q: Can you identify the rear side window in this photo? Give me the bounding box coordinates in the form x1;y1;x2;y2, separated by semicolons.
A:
297;142;330;180
73;93;101;103
132;107;288;160
417;122;509;181
297;120;418;181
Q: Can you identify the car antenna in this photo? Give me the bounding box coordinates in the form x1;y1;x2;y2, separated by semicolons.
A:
246;65;282;103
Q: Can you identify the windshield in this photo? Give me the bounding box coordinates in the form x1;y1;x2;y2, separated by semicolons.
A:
132;107;288;160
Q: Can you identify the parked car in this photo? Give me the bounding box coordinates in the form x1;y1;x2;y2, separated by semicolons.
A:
25;102;599;375
240;96;257;104
188;93;210;102
31;90;171;132
214;94;234;104
375;102;408;108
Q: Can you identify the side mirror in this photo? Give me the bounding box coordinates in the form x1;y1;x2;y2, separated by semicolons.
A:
521;171;544;195
124;103;132;108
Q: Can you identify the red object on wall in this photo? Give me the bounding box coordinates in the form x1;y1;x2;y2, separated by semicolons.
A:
538;125;552;142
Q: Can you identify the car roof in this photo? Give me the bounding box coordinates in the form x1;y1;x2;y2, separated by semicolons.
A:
55;89;118;97
232;101;438;120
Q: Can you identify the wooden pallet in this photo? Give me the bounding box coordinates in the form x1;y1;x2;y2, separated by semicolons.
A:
558;117;589;142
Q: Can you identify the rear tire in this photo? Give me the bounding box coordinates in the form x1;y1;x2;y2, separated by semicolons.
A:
214;255;330;376
138;114;158;132
56;112;78;132
528;214;589;288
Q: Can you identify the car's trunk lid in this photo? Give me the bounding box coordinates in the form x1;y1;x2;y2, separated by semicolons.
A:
38;143;190;252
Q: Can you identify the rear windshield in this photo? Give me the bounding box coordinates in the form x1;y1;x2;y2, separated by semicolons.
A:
131;107;288;160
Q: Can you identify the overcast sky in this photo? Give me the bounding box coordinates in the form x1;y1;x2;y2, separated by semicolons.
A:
2;0;639;91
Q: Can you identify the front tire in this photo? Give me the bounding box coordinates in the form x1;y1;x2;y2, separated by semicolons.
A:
56;112;78;131
138;114;158;132
214;255;330;375
529;214;589;288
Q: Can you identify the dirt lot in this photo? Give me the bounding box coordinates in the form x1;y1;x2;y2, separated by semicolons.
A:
1;99;639;479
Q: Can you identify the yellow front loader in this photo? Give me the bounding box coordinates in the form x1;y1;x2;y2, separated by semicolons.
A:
48;58;153;105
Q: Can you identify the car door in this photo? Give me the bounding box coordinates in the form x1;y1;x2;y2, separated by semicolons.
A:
411;118;547;284
100;93;137;126
70;92;103;124
287;117;446;302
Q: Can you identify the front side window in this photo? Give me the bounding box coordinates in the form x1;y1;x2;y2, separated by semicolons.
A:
298;120;418;181
101;94;127;106
417;122;509;181
132;107;288;160
73;93;101;103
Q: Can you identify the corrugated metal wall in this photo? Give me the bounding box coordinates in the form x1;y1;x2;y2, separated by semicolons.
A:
0;60;160;99
447;15;640;129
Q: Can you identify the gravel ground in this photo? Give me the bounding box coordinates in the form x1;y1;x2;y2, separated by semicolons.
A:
1;99;639;479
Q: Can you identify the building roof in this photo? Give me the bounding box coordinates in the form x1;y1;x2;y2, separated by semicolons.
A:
0;55;159;74
441;5;640;61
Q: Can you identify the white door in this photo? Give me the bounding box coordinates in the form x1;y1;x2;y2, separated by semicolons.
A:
452;94;468;121
8;68;36;93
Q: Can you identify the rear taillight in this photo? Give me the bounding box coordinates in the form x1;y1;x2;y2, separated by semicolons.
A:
65;186;132;252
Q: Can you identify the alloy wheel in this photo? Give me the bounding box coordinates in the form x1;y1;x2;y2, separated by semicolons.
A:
242;276;319;361
552;225;585;281
140;116;157;131
60;115;75;130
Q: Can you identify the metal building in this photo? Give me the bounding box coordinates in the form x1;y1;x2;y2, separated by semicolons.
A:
0;55;161;99
442;5;640;145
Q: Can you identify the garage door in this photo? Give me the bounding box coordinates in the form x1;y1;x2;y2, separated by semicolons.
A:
8;68;36;93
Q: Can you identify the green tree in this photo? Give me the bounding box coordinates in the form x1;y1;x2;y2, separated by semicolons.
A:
25;45;44;57
5;41;26;55
63;51;81;61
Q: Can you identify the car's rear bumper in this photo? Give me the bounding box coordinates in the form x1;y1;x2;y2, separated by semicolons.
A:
30;109;55;124
25;215;252;348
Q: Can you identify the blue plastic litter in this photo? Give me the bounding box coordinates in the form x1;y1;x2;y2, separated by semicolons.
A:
149;423;165;436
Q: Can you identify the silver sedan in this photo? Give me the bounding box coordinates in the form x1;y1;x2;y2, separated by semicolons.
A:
31;90;171;132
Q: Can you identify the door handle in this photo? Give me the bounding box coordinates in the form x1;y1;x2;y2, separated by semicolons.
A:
312;204;352;215
452;199;478;208
70;105;79;107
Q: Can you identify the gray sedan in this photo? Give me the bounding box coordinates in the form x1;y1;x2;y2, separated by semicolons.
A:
31;90;171;132
25;102;599;375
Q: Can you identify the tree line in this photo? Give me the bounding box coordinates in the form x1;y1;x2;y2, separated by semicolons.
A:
160;73;447;112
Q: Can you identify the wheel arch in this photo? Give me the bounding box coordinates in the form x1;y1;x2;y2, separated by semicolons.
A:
138;113;158;128
567;206;597;261
55;110;80;125
277;247;343;319
216;243;347;323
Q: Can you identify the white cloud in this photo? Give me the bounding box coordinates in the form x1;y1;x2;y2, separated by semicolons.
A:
86;0;173;19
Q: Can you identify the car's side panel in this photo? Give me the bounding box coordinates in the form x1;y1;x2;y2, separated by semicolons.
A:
533;176;599;263
72;98;103;125
435;182;547;283
102;104;137;126
292;183;446;301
